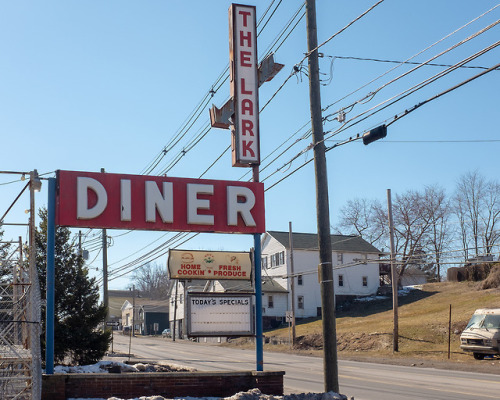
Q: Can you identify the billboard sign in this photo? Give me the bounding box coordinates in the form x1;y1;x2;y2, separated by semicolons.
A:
56;170;265;234
229;3;259;167
168;249;252;280
187;292;254;337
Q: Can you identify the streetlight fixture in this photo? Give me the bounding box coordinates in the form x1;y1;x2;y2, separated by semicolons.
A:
31;170;42;192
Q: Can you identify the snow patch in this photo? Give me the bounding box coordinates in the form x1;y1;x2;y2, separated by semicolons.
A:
68;388;347;400
53;361;138;374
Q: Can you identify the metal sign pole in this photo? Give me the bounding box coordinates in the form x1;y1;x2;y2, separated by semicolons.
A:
45;177;56;374
253;232;263;371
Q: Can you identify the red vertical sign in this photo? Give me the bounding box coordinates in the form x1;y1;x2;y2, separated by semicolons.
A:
229;4;260;167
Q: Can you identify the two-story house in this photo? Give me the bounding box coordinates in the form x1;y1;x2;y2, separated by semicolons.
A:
262;231;381;318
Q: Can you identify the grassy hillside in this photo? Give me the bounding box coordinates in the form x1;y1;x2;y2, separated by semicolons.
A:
260;282;500;363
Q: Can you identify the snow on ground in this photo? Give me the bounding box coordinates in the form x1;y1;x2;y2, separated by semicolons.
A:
54;361;138;374
55;362;348;400
354;285;417;302
67;388;348;400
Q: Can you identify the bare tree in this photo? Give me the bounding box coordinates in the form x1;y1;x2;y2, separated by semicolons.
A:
423;185;451;281
335;198;387;248
454;171;485;257
131;262;170;300
482;180;500;255
392;190;433;279
453;171;500;260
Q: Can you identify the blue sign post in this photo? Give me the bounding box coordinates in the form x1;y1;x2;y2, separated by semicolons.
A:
45;177;56;374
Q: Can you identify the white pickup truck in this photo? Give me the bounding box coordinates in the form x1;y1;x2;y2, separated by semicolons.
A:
460;308;500;360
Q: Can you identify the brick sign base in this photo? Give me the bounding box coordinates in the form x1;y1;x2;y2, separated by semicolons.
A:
42;370;285;400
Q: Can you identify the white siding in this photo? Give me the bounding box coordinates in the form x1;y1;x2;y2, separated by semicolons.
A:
262;292;288;317
262;234;380;318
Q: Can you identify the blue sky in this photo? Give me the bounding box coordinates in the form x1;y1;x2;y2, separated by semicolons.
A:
1;1;499;289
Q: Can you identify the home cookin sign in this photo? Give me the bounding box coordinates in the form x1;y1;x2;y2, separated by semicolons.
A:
55;170;265;234
168;249;251;280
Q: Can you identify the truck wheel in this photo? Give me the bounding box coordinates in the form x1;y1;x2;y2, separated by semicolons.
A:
473;353;485;360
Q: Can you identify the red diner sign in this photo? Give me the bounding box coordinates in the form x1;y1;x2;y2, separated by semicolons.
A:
56;170;265;234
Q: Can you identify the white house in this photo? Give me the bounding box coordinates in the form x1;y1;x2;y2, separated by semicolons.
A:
261;231;381;318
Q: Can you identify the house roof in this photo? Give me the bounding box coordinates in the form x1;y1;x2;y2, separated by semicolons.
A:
216;277;287;293
265;231;380;253
122;298;169;313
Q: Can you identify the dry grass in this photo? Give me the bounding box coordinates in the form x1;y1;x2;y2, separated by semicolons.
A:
226;282;500;365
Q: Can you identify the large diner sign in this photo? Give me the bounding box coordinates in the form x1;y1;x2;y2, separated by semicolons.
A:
168;249;252;280
230;3;259;167
55;170;265;234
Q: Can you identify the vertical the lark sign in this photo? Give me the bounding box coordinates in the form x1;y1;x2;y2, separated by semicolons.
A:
230;4;259;167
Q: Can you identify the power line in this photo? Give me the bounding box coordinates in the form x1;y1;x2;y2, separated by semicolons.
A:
322;4;500;115
331;55;499;70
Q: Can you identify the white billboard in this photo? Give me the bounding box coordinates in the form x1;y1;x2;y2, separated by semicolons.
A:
187;293;254;337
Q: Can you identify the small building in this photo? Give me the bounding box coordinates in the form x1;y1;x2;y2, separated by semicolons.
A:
109;289;146;328
122;298;169;335
138;303;169;335
168;280;208;339
399;268;428;287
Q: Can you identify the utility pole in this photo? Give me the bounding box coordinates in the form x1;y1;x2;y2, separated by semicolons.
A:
78;230;82;256
132;284;136;337
101;168;109;324
288;222;296;347
14;236;22;345
172;281;178;342
305;0;339;393
387;189;399;352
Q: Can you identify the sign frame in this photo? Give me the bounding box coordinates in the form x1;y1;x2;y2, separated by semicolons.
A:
168;249;252;280
186;292;254;337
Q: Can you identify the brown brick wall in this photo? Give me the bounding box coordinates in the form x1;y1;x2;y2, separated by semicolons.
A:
42;371;284;399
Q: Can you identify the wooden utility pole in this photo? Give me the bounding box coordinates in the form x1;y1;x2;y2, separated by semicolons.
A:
305;0;339;393
288;222;296;347
387;189;399;352
172;281;178;342
132;284;136;337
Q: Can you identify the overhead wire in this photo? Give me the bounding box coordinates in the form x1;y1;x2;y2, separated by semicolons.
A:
261;54;500;192
322;3;500;114
94;2;500;283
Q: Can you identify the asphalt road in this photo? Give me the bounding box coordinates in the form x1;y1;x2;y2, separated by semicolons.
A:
110;333;500;400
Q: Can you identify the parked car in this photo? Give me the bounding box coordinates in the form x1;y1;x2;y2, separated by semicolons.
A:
460;308;500;359
162;328;171;338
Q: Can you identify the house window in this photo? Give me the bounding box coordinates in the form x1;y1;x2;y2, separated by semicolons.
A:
297;275;303;286
278;251;285;265
268;295;274;308
270;251;285;267
337;253;343;263
362;276;368;287
338;275;344;287
261;256;268;269
298;296;304;309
